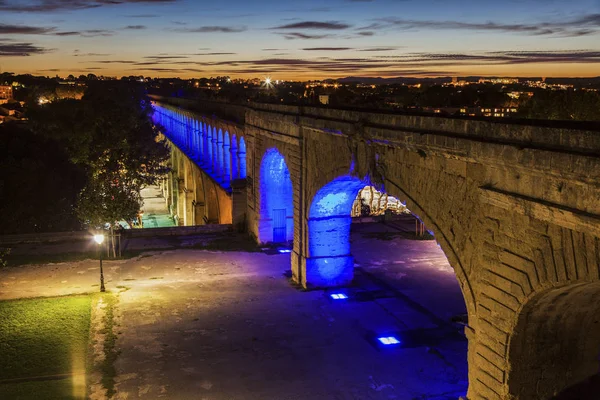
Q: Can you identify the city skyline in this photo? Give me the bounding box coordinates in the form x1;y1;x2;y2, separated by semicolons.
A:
1;0;600;79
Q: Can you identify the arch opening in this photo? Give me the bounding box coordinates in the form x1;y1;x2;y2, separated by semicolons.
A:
508;282;600;400
305;174;468;395
258;148;293;244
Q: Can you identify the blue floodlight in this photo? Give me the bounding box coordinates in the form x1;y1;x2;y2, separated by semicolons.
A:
330;293;349;300
377;336;401;346
278;249;292;253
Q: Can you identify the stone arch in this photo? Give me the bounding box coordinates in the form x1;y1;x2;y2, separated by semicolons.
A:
258;148;294;244
206;181;220;224
193;166;207;225
506;282;600;399
382;175;477;319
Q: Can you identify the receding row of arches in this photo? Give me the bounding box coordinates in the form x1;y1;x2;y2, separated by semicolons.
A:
152;104;246;189
257;147;416;286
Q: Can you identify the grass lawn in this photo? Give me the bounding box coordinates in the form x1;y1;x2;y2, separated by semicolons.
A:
0;295;93;399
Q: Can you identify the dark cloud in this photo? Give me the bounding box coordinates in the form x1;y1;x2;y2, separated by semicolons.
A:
303;47;352;51
359;47;397;52
271;21;351;30
194;52;237;55
0;39;52;56
0;23;54;34
123;25;146;30
356;31;374;36
172;26;247;33
0;0;178;13
144;55;190;59
55;29;113;37
73;52;110;56
368;13;600;37
281;32;334;40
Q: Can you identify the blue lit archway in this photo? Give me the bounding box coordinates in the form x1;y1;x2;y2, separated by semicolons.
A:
306;176;367;287
258;148;293;244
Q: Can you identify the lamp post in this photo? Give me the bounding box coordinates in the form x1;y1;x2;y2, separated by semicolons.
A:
94;234;106;292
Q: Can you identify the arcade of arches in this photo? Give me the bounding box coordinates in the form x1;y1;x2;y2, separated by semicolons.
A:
151;98;600;399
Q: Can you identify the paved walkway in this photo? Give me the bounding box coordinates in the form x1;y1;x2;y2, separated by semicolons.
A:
0;230;468;399
140;186;176;228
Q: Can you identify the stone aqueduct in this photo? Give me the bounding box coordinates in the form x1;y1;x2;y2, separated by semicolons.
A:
150;95;600;399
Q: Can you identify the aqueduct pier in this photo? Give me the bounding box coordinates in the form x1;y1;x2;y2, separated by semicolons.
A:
150;95;600;400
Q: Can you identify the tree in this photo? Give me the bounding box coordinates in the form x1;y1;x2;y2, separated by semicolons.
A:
519;90;600;121
0;122;86;234
28;81;170;238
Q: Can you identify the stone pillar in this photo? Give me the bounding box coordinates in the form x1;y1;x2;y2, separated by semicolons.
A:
231;178;248;232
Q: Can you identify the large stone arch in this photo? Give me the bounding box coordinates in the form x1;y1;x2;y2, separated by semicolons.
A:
257;148;294;244
507;281;600;399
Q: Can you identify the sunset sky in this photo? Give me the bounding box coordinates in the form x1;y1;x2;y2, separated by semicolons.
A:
1;0;600;79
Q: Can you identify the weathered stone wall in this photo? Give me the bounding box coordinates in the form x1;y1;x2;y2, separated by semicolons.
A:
159;98;600;399
245;104;600;399
167;145;233;225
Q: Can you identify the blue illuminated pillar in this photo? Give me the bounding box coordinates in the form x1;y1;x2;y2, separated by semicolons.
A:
207;125;214;173
212;127;219;179
194;120;201;160
304;176;365;288
238;136;247;179
217;129;224;183
223;132;231;186
230;134;238;181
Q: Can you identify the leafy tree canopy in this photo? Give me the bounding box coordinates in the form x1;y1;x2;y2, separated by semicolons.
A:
27;81;170;229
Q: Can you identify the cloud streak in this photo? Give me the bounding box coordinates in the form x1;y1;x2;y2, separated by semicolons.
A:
172;26;247;33
271;21;351;30
365;13;600;37
0;39;52;56
0;0;178;13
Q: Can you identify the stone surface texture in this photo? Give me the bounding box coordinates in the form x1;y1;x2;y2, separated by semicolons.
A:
151;96;600;399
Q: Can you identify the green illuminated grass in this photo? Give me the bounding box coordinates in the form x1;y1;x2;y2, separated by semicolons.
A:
0;295;93;399
0;378;83;400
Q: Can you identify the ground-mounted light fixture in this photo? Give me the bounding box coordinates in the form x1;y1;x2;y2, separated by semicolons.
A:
377;336;401;346
93;233;106;292
330;293;349;300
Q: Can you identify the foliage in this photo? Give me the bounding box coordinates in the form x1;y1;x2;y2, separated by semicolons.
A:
0;123;86;234
28;81;170;229
75;174;141;227
519;90;600;121
0;248;10;268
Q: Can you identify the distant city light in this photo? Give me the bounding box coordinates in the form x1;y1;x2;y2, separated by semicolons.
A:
265;78;271;85
377;336;401;345
278;249;291;253
330;293;348;300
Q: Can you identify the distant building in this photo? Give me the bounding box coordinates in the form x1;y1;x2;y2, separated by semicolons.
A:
0;85;13;104
318;95;330;105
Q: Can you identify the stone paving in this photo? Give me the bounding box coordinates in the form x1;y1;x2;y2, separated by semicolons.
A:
140;186;176;228
0;229;468;399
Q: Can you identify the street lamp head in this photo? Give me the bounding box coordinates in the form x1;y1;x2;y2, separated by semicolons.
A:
93;234;105;245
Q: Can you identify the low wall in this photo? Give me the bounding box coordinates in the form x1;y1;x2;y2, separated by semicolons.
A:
0;224;233;246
